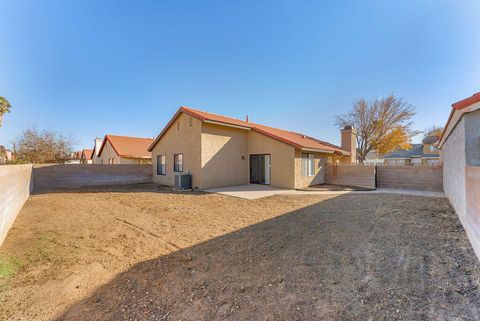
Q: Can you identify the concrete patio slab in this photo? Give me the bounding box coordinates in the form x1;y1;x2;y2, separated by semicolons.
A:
205;184;445;200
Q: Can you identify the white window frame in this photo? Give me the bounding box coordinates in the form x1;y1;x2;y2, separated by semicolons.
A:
302;153;315;177
157;155;166;175
174;153;183;172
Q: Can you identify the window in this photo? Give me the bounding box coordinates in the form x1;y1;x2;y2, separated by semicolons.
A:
302;153;315;176
174;153;183;172
177;121;180;130
189;117;193;127
157;155;166;175
428;145;437;152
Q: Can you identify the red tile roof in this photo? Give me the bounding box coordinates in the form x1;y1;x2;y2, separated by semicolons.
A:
438;92;480;147
82;149;93;159
452;92;480;110
149;106;348;155
98;135;154;158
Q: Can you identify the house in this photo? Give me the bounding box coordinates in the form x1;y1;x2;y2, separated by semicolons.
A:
97;135;153;164
0;145;14;163
363;150;384;164
90;138;103;164
438;91;480;258
148;106;356;190
80;149;93;164
383;136;441;166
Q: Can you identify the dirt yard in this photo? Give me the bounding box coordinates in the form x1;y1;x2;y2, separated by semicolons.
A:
0;184;479;321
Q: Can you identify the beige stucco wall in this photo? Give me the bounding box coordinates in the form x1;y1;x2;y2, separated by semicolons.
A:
151;113;203;187
294;151;332;189
98;140;122;164
201;123;249;188
247;131;295;189
0;164;33;245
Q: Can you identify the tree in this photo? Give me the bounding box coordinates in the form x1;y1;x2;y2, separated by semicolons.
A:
335;94;417;162
423;125;443;139
0;96;12;127
14;128;74;164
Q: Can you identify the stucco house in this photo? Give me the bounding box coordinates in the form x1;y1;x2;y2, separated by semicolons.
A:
80;149;93;164
383;136;441;166
97;135;153;164
148;106;356;190
438;91;480;258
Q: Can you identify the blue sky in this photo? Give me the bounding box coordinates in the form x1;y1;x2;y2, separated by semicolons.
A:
0;0;479;150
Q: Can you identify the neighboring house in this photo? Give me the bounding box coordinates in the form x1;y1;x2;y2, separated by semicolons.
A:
148;106;356;190
0;145;14;163
97;135;153;164
363;150;384;164
438;91;480;258
66;151;82;164
383;136;441;166
90;137;103;164
80;149;93;164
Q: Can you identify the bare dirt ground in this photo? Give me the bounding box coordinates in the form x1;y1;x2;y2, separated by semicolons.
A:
0;184;479;321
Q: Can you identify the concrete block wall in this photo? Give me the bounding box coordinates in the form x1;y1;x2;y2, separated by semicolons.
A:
33;164;152;192
0;165;33;245
465;166;480;259
376;165;443;191
326;164;376;189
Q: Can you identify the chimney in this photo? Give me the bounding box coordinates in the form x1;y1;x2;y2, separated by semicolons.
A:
246;115;249;123
94;137;103;156
341;125;357;163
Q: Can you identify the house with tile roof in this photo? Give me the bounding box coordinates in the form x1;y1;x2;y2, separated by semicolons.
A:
80;149;93;164
383;136;441;166
148;106;356;189
97;135;153;164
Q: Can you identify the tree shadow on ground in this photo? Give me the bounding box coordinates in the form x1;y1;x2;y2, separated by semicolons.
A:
55;194;480;321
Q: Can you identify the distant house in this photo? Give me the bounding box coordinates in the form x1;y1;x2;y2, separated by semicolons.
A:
148;106;356;190
97;135;153;164
363;150;384;164
0;145;14;163
90;138;103;164
80;149;93;164
383;136;441;166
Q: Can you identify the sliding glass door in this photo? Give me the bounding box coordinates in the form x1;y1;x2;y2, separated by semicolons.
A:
250;154;271;185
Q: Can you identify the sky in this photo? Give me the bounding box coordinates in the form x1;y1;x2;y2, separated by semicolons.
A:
0;0;479;150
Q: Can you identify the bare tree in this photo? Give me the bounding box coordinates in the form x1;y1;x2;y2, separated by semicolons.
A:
14;128;74;164
335;94;417;162
423;125;443;139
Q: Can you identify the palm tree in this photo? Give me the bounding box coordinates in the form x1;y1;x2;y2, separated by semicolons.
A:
0;96;12;127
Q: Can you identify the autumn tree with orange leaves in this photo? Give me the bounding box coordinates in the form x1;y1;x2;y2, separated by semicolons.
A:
335;94;418;163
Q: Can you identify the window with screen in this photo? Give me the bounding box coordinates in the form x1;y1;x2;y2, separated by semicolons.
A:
174;153;183;172
302;153;315;177
157;155;166;175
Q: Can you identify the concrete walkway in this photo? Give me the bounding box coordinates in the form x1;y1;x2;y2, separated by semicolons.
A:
205;184;445;200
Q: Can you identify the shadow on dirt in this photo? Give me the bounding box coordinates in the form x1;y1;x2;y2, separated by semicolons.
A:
54;193;480;321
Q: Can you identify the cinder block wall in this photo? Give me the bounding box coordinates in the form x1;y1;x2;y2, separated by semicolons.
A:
0;165;33;245
376;166;443;191
325;164;376;189
465;166;480;259
33;164;152;192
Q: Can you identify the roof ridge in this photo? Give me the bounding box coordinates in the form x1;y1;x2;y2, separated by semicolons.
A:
181;106;249;125
107;134;153;140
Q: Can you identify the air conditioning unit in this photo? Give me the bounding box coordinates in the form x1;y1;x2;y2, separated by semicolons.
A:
175;174;192;190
